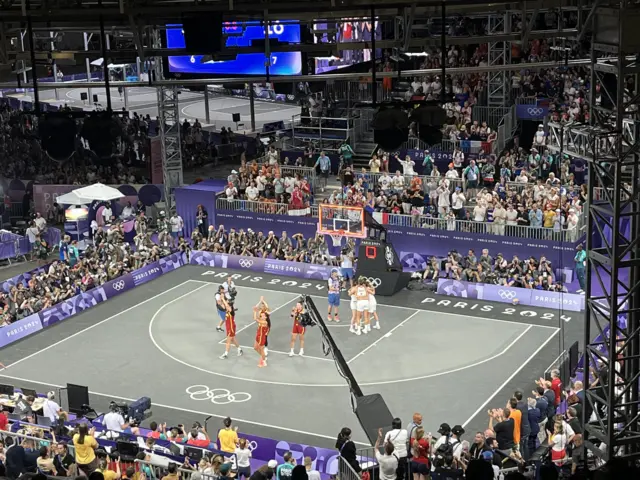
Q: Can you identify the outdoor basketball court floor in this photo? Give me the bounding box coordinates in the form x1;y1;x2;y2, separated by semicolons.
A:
0;265;580;448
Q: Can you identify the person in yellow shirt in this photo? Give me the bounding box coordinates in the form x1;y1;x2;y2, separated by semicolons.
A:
73;423;99;475
543;207;556;228
218;417;239;456
97;457;121;480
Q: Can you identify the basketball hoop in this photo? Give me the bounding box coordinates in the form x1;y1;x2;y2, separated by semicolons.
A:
329;231;345;247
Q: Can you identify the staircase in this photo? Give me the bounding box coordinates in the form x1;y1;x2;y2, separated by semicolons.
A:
354;130;377;169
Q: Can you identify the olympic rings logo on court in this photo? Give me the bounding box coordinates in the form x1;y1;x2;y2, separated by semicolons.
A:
498;289;517;300
527;108;544;116
239;259;254;268
185;385;252;404
112;280;126;291
364;277;382;288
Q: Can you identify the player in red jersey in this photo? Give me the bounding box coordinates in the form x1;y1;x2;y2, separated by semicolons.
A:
220;305;243;360
253;297;270;368
288;302;306;357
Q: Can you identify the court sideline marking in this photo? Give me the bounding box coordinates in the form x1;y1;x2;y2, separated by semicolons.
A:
0;280;195;372
188;280;560;330
461;327;560;428
347;310;420;364
0;372;367;445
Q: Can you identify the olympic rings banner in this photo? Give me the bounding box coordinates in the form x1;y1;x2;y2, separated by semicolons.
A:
190;250;336;280
516;104;549;120
436;278;585;312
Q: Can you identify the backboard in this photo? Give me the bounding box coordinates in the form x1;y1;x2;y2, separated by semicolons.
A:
317;204;366;238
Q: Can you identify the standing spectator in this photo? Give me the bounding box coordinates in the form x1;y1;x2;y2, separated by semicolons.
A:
374;429;398;480
218;417;239;456
34;212;47;232
489;408;515;453
73;423;99;475
514;391;531;459
236;439;253;479
463;160;480;198
335;428;360;473
42;391;63;423
409;427;430;480
314;151;331;192
527;397;541;455
169;211;184;247
196;204;209;236
101;203;113;224
574;244;587;294
276;451;295;480
384;418;408;480
26;221;39;259
53;442;75;477
303;457;320;480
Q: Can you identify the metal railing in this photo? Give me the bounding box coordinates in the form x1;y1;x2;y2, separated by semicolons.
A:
291;114;356;152
471;106;511;130
391;213;584;242
365;172;464;194
516;96;538;105
338;455;364;480
216;196;318;217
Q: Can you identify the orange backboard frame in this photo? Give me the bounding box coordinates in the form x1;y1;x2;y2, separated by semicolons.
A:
317;204;367;238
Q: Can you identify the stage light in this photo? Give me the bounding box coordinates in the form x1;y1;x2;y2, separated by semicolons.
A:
372;105;409;150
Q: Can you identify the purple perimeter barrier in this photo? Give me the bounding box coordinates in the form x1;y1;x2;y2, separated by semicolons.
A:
436;278;585;312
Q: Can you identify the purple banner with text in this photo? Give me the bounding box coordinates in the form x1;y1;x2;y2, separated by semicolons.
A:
190;251;336;280
0;315;44;348
436;278;585;312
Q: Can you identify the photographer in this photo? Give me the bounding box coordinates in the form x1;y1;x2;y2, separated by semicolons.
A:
444;250;463;280
102;402;129;437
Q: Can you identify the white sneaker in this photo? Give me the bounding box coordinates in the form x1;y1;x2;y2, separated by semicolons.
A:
289;350;294;357
299;349;304;356
349;326;356;334
264;347;269;357
356;328;361;336
374;323;381;330
219;352;228;359
237;348;243;356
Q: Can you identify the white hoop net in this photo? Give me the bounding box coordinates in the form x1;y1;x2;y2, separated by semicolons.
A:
329;232;344;247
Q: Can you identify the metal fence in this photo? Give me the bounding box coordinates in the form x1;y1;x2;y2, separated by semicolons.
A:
366;172;464;194
216;197;318;217
339;455;365;480
291;115;356;152
471;106;512;130
389;213;583;242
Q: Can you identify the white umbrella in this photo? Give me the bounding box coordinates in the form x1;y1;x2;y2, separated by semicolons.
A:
56;191;91;205
72;183;124;202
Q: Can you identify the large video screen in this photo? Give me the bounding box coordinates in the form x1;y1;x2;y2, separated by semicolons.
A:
314;20;382;74
166;21;302;76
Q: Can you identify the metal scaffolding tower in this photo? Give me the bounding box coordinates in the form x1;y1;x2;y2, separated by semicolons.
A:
583;0;640;462
486;14;511;107
157;86;184;209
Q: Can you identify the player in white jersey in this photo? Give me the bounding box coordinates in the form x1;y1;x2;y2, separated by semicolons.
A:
365;279;380;329
348;287;359;334
351;277;371;335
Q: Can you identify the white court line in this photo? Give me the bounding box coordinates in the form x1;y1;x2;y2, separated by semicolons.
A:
236;346;334;362
0;373;368;445
544;349;567;373
347;311;420;364
187;280;560;330
460;327;560;428
218;294;299;345
0;280;195;372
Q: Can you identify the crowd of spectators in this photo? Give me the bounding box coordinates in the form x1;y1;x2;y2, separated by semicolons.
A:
221;151;315;211
0;106;152;185
0;212;171;327
191;226;339;266
418;247;571;293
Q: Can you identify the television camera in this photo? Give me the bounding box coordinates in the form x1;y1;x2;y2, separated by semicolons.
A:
109;396;152;425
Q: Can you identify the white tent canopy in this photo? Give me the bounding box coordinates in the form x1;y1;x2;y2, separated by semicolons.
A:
72;183;124;202
56;191;91;205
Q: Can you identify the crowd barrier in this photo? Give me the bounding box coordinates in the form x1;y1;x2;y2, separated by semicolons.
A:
0;228;61;263
436;278;585;312
216;196;317;217
0;251;186;347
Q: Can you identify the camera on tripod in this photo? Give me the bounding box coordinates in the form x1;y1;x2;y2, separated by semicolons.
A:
226;286;238;306
109;396;152;425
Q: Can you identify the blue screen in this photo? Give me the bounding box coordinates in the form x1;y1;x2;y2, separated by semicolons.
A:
166;22;302;76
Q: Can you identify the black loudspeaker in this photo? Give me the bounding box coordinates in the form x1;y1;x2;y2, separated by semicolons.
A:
357;270;411;296
92;94;98;103
356;238;411;296
66;383;90;415
183;14;223;53
232;113;241;123
355;394;394;445
80;92;88;101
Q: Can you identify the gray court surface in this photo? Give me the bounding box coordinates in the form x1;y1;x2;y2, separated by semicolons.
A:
8;86;300;131
0;266;582;448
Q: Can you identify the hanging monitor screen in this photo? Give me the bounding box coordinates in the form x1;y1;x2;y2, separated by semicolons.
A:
314;19;382;74
166;21;302;76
